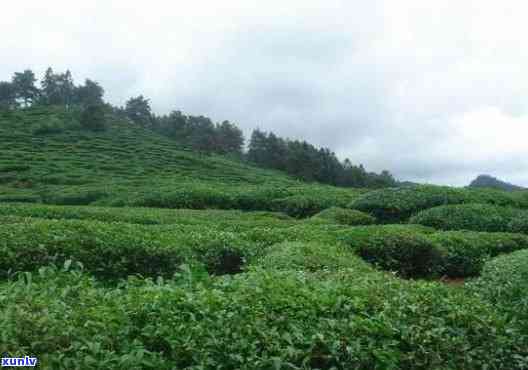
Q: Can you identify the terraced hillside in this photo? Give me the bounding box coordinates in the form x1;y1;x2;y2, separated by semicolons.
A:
0;107;365;216
2;108;528;368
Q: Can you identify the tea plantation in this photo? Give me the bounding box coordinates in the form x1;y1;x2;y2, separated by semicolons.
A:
2;108;528;369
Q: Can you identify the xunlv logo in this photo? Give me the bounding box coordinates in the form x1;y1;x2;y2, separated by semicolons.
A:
1;356;38;367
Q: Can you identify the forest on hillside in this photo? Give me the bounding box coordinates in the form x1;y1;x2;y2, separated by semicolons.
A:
0;68;395;188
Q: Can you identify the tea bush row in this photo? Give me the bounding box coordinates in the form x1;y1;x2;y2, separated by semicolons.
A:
311;207;376;226
2;265;527;369
0;219;261;279
410;203;526;232
337;225;528;278
428;231;528;277
0;202;297;230
350;185;528;223
254;242;374;273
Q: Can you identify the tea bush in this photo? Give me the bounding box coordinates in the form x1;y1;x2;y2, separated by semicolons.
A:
509;214;528;234
0;219;190;280
2;267;527;369
271;195;335;217
254;242;372;272
336;224;436;249
311;207;376;226
429;231;528;277
0;219;264;279
0;202;296;230
468;249;528;333
410;203;525;232
350;185;526;223
353;230;444;278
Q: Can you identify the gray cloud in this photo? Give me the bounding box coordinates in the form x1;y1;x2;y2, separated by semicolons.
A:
2;0;527;186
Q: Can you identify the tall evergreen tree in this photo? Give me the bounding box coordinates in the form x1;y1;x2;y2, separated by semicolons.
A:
12;70;39;107
40;67;75;107
0;82;17;110
247;129;269;165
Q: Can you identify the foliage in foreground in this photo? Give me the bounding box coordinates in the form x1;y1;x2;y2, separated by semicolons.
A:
0;219;257;279
468;249;528;333
2;266;527;370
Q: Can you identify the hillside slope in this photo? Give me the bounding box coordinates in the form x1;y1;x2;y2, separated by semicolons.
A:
0;107;365;215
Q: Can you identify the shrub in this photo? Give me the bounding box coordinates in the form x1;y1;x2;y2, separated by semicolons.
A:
350;185;524;223
131;188;236;210
0;219;191;280
468;250;528;333
255;242;372;273
311;207;376;226
336;224;435;248
32;117;66;135
353;229;444;278
43;190;108;205
3;267;526;369
428;231;528;277
0;195;40;203
187;232;254;275
271;195;331;218
509;214;528;234
0;164;30;173
410;204;524;232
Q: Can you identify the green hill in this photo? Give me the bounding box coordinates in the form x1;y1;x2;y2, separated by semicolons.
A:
0;107;365;215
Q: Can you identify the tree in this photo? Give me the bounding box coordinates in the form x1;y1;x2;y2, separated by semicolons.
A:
75;79;104;106
125;95;152;126
247;129;269;165
159;110;188;140
187;115;216;153
80;104;107;131
12;70;39;107
215;120;244;155
0;82;17;110
40;67;75;107
265;132;288;170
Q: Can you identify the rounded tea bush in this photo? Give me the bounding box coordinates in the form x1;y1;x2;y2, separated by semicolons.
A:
355;231;444;278
468;249;528;333
428;231;528;277
311;207;376;226
255;241;373;273
409;203;524;232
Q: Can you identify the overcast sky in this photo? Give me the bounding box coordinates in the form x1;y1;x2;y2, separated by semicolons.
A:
2;1;527;186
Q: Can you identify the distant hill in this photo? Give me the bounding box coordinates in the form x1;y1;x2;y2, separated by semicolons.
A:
468;174;524;191
397;181;421;187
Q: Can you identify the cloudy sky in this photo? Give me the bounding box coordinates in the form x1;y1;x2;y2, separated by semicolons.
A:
2;0;527;186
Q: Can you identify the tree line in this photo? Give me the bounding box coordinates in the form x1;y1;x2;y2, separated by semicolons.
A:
0;67;396;188
247;129;395;187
